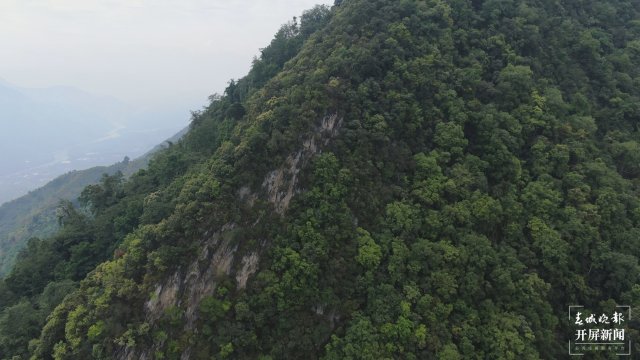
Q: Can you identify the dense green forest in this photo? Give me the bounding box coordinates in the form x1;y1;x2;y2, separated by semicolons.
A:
0;158;142;277
0;127;186;278
1;0;640;358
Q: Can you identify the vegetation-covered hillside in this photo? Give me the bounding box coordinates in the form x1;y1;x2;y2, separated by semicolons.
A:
0;158;142;277
0;127;186;278
1;0;640;358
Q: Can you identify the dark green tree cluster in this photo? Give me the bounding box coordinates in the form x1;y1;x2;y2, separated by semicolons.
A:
1;0;640;359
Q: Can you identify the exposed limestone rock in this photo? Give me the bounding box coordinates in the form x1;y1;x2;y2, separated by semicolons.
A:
119;114;342;359
238;185;257;206
145;272;182;324
144;223;237;325
263;113;342;214
122;224;238;359
236;252;260;289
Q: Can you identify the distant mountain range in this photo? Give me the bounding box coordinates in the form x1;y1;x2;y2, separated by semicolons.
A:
0;79;191;205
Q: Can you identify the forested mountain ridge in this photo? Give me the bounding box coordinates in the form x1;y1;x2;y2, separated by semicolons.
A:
0;127;187;278
0;157;141;278
2;0;640;359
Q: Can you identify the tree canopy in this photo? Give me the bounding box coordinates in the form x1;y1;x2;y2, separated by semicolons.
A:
1;0;639;359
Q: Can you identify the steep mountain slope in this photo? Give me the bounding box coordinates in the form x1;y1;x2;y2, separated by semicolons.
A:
2;0;640;359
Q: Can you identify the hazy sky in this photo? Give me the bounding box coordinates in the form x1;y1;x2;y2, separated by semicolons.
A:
0;0;332;108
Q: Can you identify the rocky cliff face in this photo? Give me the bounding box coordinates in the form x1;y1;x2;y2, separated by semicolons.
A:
263;113;342;214
119;113;342;359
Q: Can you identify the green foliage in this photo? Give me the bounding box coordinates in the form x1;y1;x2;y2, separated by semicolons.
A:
1;0;640;359
0;300;42;358
199;296;231;322
324;316;385;360
355;228;382;270
79;172;124;215
0;155;152;277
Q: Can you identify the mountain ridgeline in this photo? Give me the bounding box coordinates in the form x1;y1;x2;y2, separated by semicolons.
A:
1;0;640;358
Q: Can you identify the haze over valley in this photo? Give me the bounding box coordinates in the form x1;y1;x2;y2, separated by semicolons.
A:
0;0;329;205
0;79;189;205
